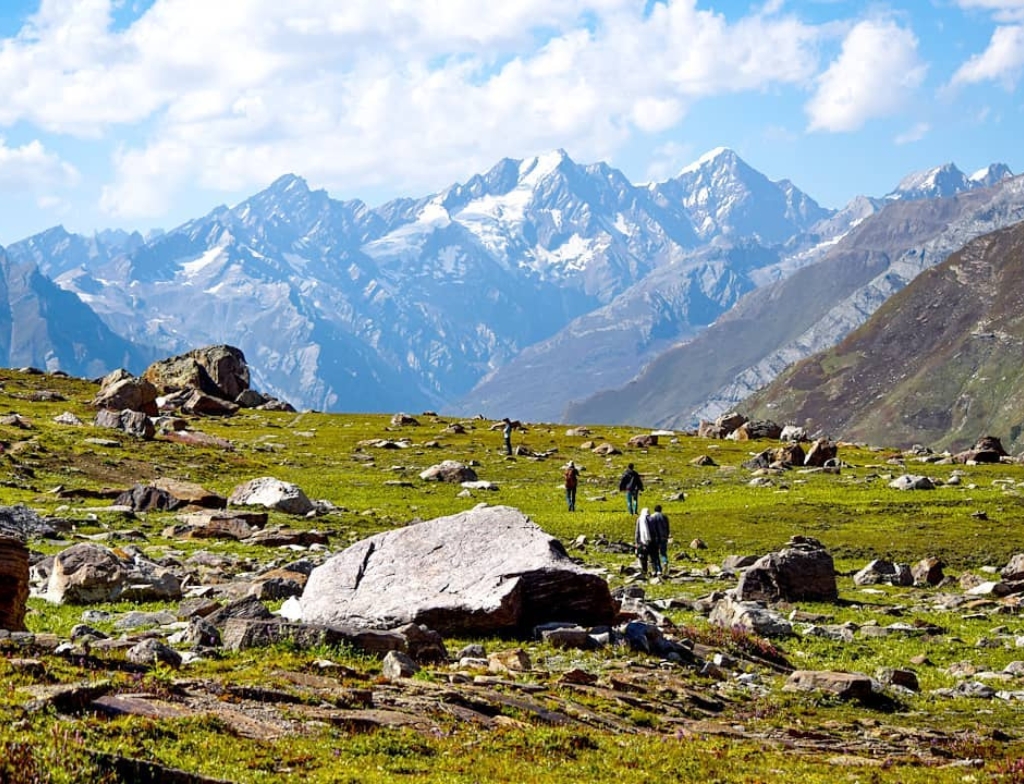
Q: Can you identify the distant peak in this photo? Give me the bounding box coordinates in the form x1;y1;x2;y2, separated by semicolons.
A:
678;147;736;176
267;173;310;193
517;149;573;185
970;162;1013;184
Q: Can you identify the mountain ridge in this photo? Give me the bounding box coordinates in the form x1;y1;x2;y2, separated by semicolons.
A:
0;149;1017;426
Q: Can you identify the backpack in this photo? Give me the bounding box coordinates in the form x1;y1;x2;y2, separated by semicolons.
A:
564;468;578;488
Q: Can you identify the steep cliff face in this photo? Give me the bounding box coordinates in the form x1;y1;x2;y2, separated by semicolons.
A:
743;220;1024;453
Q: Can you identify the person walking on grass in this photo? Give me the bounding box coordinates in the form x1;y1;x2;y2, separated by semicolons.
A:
502;418;513;455
634;507;660;577
648;504;670;573
619;463;643;515
563;461;580;511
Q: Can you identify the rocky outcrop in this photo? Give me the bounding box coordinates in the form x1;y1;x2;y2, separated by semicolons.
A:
954;435;1008;464
735;536;838;603
143;345;250;401
300;505;615;635
45;543;182;605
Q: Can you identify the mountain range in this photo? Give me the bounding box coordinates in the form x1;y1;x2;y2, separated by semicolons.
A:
0;150;1021;443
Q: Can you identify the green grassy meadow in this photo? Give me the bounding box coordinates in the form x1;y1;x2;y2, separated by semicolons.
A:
4;368;1024;782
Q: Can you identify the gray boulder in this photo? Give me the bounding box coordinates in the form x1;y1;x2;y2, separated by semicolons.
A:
419;461;478;483
45;544;182;605
94;409;155;440
709;594;792;637
227;477;314;516
46;543;128;604
784;670;873;701
853;559;914;587
300;505;615;636
735;536;838;603
91;376;159;416
889;474;935;490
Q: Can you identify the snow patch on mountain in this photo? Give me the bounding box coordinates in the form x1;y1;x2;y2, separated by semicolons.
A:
678;146;731;176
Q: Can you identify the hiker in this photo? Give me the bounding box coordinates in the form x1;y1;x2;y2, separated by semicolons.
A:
563;461;580;511
648;504;670;572
619;463;643;514
502;418;513;455
634;507;660;576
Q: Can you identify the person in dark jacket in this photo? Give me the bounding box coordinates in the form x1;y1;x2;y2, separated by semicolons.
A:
618;463;643;514
563;461;580;511
648;504;670;572
502;418;513;455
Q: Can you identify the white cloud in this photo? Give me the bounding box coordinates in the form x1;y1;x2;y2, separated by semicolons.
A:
0;1;827;220
805;18;927;133
0;137;79;190
894;122;930;144
950;25;1024;88
954;0;1024;23
72;1;823;221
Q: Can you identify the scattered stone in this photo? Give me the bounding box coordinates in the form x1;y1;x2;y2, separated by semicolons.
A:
889;475;935;491
91;376;159;416
382;650;419;679
780;425;807;442
182;390;240;416
954;436;1008;465
126;638;183;669
853;559;914;587
94;409;155;440
912;557;945;586
709;594;793;637
489;648;531;673
627;434;658;448
143;345;250;402
804;438;838;467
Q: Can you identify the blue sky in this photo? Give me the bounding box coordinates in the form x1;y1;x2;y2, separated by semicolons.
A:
0;0;1022;245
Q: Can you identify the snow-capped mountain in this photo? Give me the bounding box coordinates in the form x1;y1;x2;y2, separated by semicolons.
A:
650;147;832;244
886;162;1013;201
2;149;1016;421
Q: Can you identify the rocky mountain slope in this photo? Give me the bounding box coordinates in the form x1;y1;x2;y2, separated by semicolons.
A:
566;173;1024;429
742;219;1024;453
0;245;155;376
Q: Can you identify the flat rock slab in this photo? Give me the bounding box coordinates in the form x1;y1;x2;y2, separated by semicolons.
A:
300;505;615;636
784;670;874;701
